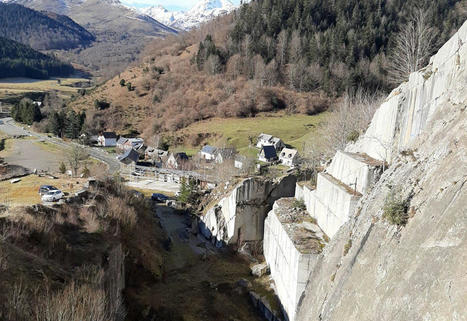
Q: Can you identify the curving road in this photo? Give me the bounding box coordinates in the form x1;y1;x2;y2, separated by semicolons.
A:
0;117;120;173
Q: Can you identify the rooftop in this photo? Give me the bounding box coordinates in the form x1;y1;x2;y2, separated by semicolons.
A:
201;145;217;154
341;151;387;167
101;132;117;139
261;145;277;159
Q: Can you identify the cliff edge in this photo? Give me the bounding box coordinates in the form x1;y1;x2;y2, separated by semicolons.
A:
296;20;467;321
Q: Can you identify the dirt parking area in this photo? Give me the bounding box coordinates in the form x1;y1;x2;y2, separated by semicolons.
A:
2;138;67;172
0;175;87;207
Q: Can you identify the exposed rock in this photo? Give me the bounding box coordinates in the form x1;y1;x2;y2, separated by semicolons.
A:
295;19;467;321
264;198;326;321
199;175;297;247
251;263;269;277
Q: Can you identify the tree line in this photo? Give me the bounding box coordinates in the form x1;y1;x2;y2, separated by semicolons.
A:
47;109;86;139
11;98;42;125
194;0;465;95
11;97;86;139
0;37;74;79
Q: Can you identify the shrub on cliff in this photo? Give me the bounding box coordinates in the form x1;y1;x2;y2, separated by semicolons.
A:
383;190;409;226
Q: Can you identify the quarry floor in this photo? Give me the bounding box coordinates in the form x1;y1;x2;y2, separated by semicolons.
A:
148;205;265;321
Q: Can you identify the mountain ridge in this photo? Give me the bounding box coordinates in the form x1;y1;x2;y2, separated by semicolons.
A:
2;0;176;76
0;3;95;50
141;0;237;30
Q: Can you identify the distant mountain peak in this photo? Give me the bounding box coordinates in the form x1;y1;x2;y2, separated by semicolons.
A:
140;0;237;31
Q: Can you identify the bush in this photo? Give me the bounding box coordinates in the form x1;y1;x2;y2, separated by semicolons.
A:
120;79;126;87
343;239;352;256
383;191;409;226
59;162;66;174
82;165;90;178
94;99;110;110
346;130;360;143
292;198;306;210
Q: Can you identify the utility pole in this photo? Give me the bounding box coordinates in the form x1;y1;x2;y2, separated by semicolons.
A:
349;178;358;195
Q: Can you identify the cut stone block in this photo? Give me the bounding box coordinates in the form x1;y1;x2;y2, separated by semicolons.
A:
264;198;325;321
309;173;361;238
327;151;386;194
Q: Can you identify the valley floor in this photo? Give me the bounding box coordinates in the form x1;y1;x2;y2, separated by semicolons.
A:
144;205;268;321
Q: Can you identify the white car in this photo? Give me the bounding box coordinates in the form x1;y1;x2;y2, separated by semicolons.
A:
41;190;64;202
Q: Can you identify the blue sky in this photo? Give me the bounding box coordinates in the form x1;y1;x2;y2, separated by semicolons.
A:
121;0;241;11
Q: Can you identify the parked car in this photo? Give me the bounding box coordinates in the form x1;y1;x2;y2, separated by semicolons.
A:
41;190;64;202
39;185;58;195
151;193;169;203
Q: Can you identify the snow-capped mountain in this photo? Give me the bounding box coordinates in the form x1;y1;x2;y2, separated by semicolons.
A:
140;0;237;31
140;5;184;28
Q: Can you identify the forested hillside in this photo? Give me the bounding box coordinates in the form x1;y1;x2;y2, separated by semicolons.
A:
0;3;95;50
0;37;74;79
226;0;465;94
6;0;175;77
67;0;466;141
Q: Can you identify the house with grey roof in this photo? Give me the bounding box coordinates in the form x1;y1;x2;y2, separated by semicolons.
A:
215;148;236;164
117;148;139;171
258;145;278;163
256;133;285;151
200;145;217;161
97;132;117;147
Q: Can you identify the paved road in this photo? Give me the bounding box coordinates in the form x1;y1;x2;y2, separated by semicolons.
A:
126;178;180;194
0;117;120;173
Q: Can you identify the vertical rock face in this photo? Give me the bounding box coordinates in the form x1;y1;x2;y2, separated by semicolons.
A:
199;175;296;246
296;20;467;321
264;199;326;321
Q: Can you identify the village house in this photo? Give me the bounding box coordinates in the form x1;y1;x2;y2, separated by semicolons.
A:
279;148;299;167
215;148;236;164
117;148;139;171
145;147;169;168
116;137;128;150
166;152;189;169
117;137;144;151
256;133;285;151
200;145;217;161
145;147;169;159
97;132;117;147
258;145;278;163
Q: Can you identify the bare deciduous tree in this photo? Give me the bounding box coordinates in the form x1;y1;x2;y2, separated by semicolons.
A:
67;146;88;177
254;55;266;86
288;30;302;64
388;8;437;84
264;59;279;86
303;89;384;164
276;30;288;66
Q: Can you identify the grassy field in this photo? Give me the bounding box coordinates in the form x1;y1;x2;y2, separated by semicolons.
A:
0;77;93;104
175;112;329;157
0;175;87;207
